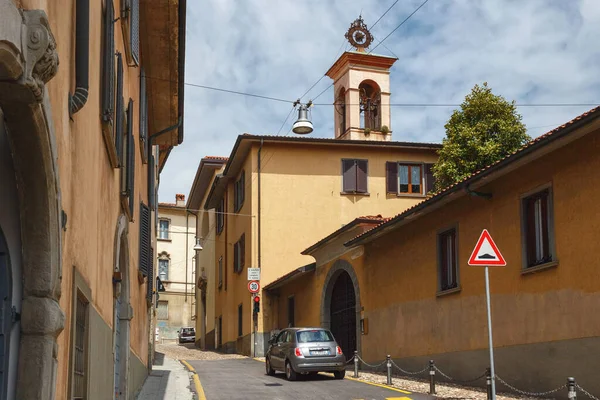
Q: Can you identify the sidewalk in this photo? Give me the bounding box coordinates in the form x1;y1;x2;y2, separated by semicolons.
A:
137;352;195;400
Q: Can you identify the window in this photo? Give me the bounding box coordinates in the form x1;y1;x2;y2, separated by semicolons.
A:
522;188;555;268
158;219;170;240
342;159;368;194
234;170;245;212
157;301;168;320
287;296;295;328
216;198;225;235
238;304;243;337
115;52;124;166
217;316;222;348
100;0;118;167
120;99;135;218
139;203;151;278
218;256;223;289
233;234;245;273
438;228;459;292
71;293;89;399
158;259;169;281
139;68;148;164
120;0;139;66
359;81;381;130
148;154;156;210
387;162;435;195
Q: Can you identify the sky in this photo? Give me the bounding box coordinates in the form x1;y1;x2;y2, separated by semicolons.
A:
158;0;600;203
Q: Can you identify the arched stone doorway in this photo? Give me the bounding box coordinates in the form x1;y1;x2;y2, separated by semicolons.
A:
0;4;63;398
321;260;361;358
113;216;131;399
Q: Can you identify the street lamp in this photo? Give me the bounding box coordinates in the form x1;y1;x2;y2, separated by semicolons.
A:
193;237;203;251
292;100;314;135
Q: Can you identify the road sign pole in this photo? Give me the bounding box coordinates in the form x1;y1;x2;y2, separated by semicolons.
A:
484;266;496;400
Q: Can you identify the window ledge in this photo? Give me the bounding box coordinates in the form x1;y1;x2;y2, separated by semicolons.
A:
436;286;461;297
157;238;172;242
521;261;558;275
340;192;370;196
396;193;427;198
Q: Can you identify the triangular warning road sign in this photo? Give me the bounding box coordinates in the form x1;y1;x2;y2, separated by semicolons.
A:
468;229;506;266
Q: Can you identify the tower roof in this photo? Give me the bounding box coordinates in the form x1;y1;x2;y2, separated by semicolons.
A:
325;51;398;81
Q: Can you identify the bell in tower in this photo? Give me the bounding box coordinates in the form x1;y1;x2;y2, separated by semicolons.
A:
326;17;398;141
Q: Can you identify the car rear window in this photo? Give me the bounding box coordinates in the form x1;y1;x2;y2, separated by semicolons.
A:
296;330;334;343
182;328;194;333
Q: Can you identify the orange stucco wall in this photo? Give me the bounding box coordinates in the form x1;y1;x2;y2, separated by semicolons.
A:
18;0;154;397
274;126;600;391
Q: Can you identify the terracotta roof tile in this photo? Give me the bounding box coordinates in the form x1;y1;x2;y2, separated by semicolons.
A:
203;156;228;161
348;106;600;245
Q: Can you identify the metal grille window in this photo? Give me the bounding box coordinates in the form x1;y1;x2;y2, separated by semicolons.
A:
158;220;169;240
522;188;554;268
157;301;168;320
72;294;89;399
438;228;458;292
158;259;169;281
120;0;139;66
342;159;368;194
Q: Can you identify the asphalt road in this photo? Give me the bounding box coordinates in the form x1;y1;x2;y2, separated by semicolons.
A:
186;358;433;400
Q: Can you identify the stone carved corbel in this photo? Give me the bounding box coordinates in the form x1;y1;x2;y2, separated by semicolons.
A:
21;10;59;102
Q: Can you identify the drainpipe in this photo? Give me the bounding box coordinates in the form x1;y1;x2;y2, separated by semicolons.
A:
185;211;189;302
69;0;90;116
254;139;263;358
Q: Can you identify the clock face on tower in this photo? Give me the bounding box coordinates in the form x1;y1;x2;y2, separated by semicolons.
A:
345;16;373;50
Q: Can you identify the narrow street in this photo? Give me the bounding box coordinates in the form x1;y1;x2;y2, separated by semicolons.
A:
185;358;432;400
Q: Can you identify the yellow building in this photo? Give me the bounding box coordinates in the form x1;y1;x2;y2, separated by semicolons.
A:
189;43;443;356
0;0;185;398
155;195;197;342
271;106;600;395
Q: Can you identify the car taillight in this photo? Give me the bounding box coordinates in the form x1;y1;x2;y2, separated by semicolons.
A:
294;348;303;357
336;346;343;355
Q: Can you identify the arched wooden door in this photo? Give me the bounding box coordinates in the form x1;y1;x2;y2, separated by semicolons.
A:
329;271;357;357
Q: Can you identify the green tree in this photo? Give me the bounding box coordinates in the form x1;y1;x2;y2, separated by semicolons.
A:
432;82;531;192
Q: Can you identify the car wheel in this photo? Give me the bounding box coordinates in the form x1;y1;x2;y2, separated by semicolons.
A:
334;370;346;380
265;357;275;376
285;361;297;381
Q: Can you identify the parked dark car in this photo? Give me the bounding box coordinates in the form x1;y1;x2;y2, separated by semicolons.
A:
177;327;195;344
265;327;346;381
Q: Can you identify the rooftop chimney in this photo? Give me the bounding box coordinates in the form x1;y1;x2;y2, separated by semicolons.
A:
176;194;185;207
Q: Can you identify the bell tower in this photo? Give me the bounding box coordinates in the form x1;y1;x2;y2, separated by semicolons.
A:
326;17;397;141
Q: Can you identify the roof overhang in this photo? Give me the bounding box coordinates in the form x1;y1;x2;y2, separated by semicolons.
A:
141;0;187;171
326;51;398;81
345;107;600;247
204;174;228;210
263;263;316;292
302;217;384;256
187;158;228;211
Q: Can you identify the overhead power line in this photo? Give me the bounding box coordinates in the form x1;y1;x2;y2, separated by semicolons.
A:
370;0;400;29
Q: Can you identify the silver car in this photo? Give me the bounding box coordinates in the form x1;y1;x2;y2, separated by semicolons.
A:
265;328;346;381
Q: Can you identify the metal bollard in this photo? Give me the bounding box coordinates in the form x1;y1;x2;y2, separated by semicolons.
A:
568;377;577;400
354;350;359;378
386;355;392;385
429;360;436;395
486;368;492;400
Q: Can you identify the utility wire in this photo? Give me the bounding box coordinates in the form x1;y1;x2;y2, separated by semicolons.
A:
370;0;400;29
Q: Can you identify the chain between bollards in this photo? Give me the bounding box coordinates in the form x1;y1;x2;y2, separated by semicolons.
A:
354;350;359;378
386;355;392;385
568;377;577;400
429;360;436;395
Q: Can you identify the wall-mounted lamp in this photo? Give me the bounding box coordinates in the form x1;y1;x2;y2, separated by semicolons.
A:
193;237;203;251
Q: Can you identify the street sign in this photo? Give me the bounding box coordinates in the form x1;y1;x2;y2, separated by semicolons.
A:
248;280;260;294
468;229;506;266
247;268;260;281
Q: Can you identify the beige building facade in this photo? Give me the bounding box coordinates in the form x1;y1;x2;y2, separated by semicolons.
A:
155;195;197;342
0;0;185;398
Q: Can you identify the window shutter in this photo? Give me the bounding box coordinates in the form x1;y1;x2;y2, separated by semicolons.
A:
127;99;135;217
115;53;124;164
540;192;550;258
241;171;245;206
342;160;356;192
148;155;155;210
439;235;449;290
130;0;140;65
233;242;239;273
139;68;148;163
101;0;115;124
139;203;150;277
147;249;154;302
424;163;435;194
386;162;398;193
525;197;537;266
240;234;245;269
356;160;368;193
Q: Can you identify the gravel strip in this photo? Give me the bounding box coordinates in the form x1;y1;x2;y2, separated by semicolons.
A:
155;343;247;361
352;370;552;400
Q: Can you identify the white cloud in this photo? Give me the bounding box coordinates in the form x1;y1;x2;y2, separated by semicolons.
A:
159;0;600;202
